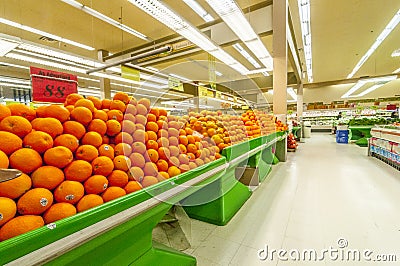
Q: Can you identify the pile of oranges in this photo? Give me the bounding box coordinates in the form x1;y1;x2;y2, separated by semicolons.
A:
241;110;262;139
0;92;221;242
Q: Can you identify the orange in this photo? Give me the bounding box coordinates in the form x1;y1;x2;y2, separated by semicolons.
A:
102;135;110;144
87;96;102;109
156;159;169;172
8;103;36;121
98;144;114;159
0;197;17;226
108;170;129;188
147;149;159;163
158;172;170;180
23;131;54;154
132;130;146;143
168;156;180;167
75;99;95;113
10;148;42;173
106;120;121;136
129;152;146;168
76;194;104;213
107;109;124;122
44;146;73;168
17;188;53;215
71;106;93;126
31;166;64;190
82;131;103;148
54;134;79;152
168;166;181;178
31;117;63;138
187;135;196;144
91;156;114;176
125;104;137;116
0;116;32;137
65;93;84;106
135;114;147;125
0;131;22;155
179;129;186;136
146;121;158;132
121;120;136;135
102;186;126;202
132;142;146;154
124;181;142;194
42;105;70;123
0;173;31;199
185;127;194;135
147;131;157;142
136;103;148;116
187;144;198;154
159;109;167;117
64;160;93;182
146;140;158;150
149;108;159;119
0;150;9;168
128;166;145;182
0;215;44;241
187;152;196;162
143;162;158;177
169;146;180;157
65;105;74;113
0;105;11;121
179;136;188;146
113;92;130;104
157;137;169;148
158;147;171;161
76;145;99;162
113;155;131;171
54;181;85;204
179;144;187;154
43;203;77;224
141;176;158;188
84;175;108;195
88;119;107;135
110;100;126;113
115;132;134;145
147;113;157;123
93;109;108;122
101;99;112;109
114;143;132;156
63;121;86;140
157;120;168;130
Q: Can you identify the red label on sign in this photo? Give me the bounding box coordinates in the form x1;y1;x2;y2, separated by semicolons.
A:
30;67;78;103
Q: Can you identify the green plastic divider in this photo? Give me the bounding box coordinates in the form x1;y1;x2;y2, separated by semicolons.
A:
221;139;251;161
0;158;226;265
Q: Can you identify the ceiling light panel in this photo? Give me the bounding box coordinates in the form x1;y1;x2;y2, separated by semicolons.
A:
347;9;400;79
205;0;273;70
183;0;214;22
0;18;94;50
0;61;30;69
233;43;261;69
128;0;249;74
0;35;21;56
341;75;397;98
298;0;313;82
60;0;148;40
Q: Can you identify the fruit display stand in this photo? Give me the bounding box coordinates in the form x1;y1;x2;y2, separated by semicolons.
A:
292;126;302;139
0;158;226;265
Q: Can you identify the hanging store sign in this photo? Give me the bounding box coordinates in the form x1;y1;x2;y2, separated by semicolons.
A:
121;65;140;81
168;77;184;92
198;86;208;97
30;67;78;103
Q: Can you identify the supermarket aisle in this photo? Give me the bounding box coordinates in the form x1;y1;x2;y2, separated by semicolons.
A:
183;133;400;266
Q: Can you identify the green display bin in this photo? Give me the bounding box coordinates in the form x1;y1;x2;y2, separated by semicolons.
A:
0;158;227;265
349;126;374;141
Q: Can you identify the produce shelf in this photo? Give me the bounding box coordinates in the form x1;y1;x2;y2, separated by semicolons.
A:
0;158;226;265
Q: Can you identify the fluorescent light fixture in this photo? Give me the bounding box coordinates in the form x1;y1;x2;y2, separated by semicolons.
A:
170;73;191;82
183;0;214;22
233;43;261;69
128;0;249;74
354;83;385;97
78;76;100;82
60;0;148;40
146;66;159;72
206;0;273;70
262;71;269;76
287;87;297;101
0;82;30;89
0;18;94;50
392;48;400;57
347;9;400;78
298;0;313;82
245;68;269;75
342;75;397;98
393;67;400;73
0;76;30;85
215;71;223;77
0;34;21;56
0;61;29;69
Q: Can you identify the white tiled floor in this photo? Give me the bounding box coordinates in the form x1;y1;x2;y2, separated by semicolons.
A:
182;133;400;265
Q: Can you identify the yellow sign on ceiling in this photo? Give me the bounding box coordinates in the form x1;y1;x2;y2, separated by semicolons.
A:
121;65;140;81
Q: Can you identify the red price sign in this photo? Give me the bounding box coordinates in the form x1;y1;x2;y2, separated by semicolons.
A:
30;67;78;103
